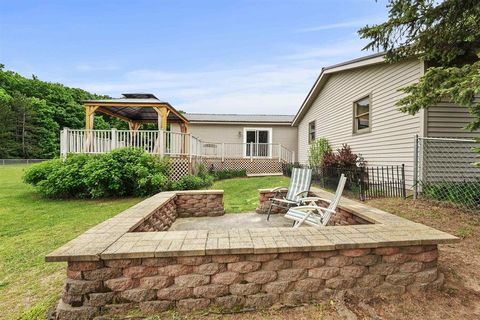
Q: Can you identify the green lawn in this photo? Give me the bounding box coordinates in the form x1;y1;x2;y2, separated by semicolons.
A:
0;165;142;320
209;175;290;213
0;165;288;319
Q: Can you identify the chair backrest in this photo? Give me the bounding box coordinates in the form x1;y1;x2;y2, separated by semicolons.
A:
321;173;347;226
285;167;312;202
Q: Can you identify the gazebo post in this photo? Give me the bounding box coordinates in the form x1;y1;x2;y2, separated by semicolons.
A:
85;105;99;152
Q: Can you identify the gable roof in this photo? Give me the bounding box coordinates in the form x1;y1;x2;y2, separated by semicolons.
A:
185;113;294;124
292;52;386;126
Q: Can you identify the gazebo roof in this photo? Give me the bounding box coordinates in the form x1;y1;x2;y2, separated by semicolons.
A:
84;93;188;124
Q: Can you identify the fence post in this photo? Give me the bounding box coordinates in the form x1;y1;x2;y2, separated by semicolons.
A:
278;144;282;162
401;164;406;198
413;134;419;200
221;143;225;162
359;167;365;201
250;142;253;162
111;128;117;150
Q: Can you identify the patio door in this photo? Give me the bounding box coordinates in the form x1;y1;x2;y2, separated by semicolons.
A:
244;128;271;157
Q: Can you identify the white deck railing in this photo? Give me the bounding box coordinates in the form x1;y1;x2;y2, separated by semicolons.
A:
60;128;295;163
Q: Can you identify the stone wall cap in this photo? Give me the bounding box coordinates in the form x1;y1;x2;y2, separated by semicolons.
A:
176;190;224;195
46;188;459;262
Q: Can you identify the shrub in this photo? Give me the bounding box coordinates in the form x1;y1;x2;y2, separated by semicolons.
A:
422;181;480;207
173;174;213;190
24;148;172;198
212;169;247;180
308;138;331;168
322;144;366;169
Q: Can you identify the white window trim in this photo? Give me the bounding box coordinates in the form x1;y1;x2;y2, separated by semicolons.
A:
243;127;273;158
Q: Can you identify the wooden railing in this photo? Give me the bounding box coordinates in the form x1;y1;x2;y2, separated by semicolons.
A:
60;128;295;163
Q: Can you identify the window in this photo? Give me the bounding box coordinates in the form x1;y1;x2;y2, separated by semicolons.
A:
353;96;371;133
308;121;316;143
243;128;272;157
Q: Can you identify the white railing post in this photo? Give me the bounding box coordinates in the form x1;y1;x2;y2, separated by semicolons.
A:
278;144;282;162
292;151;296;163
221;143;225;162
60;127;68;158
250;142;253;162
158;130;164;157
111;128;117;151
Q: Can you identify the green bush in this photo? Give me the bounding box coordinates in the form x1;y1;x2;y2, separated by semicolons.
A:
23;148;172;198
308;138;331;168
212;169;247;180
422;181;480;207
173;174;213;190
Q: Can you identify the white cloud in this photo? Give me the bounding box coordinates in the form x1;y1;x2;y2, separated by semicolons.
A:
295;16;384;33
69;40;368;114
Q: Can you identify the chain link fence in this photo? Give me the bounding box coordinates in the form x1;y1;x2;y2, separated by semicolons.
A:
0;159;47;165
413;135;480;211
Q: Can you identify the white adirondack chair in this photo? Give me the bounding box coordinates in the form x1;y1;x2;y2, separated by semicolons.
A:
284;174;347;228
266;167;312;221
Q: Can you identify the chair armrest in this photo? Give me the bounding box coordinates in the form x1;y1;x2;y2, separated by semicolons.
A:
299;197;331;204
291;205;335;214
294;190;310;197
271;186;288;192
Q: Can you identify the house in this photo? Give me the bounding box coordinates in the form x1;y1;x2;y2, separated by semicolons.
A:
292;53;477;186
181;113;297;159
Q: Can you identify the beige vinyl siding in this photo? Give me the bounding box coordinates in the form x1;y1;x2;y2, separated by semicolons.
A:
426;96;479;138
187;123;298;155
297;59;422;188
423;97;479;183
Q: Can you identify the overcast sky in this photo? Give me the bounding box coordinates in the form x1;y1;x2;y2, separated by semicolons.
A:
0;0;388;114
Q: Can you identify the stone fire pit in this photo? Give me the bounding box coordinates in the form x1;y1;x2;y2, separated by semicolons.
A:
46;188;458;319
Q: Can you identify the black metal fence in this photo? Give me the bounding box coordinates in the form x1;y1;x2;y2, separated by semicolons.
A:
283;164;406;201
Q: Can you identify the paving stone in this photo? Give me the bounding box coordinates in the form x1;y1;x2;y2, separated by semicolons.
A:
308;267;339;279
56;300;98;320
277;268;307;281
105;278;137;292
194;263;225;275
118;289;156;302
214;295;246;309
228;261;261;273
262;259;291;271
294;278;324;292
211;271;242;285
292;257;325;269
85;292;114;307
193;284;229;298
139;300;173;314
175;274;210;287
139;275;173;289
245;293;277;308
326;255;353;267
157;286;193;300
230;283;261;295
177;298;210;311
157;264;192;276
65;279;101;295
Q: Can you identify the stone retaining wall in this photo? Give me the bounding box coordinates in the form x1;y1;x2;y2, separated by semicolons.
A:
132;191;224;232
58;245;442;319
256;189;371;225
175;192;224;218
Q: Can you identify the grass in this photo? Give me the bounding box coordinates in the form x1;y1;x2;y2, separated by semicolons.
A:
0;165;142;320
0;166;288;319
4;164;478;320
209;175;290;213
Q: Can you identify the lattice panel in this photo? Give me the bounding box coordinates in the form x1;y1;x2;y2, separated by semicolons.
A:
201;158;283;174
169;157;191;181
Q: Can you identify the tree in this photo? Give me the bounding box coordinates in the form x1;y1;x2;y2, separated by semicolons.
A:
359;0;480;131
